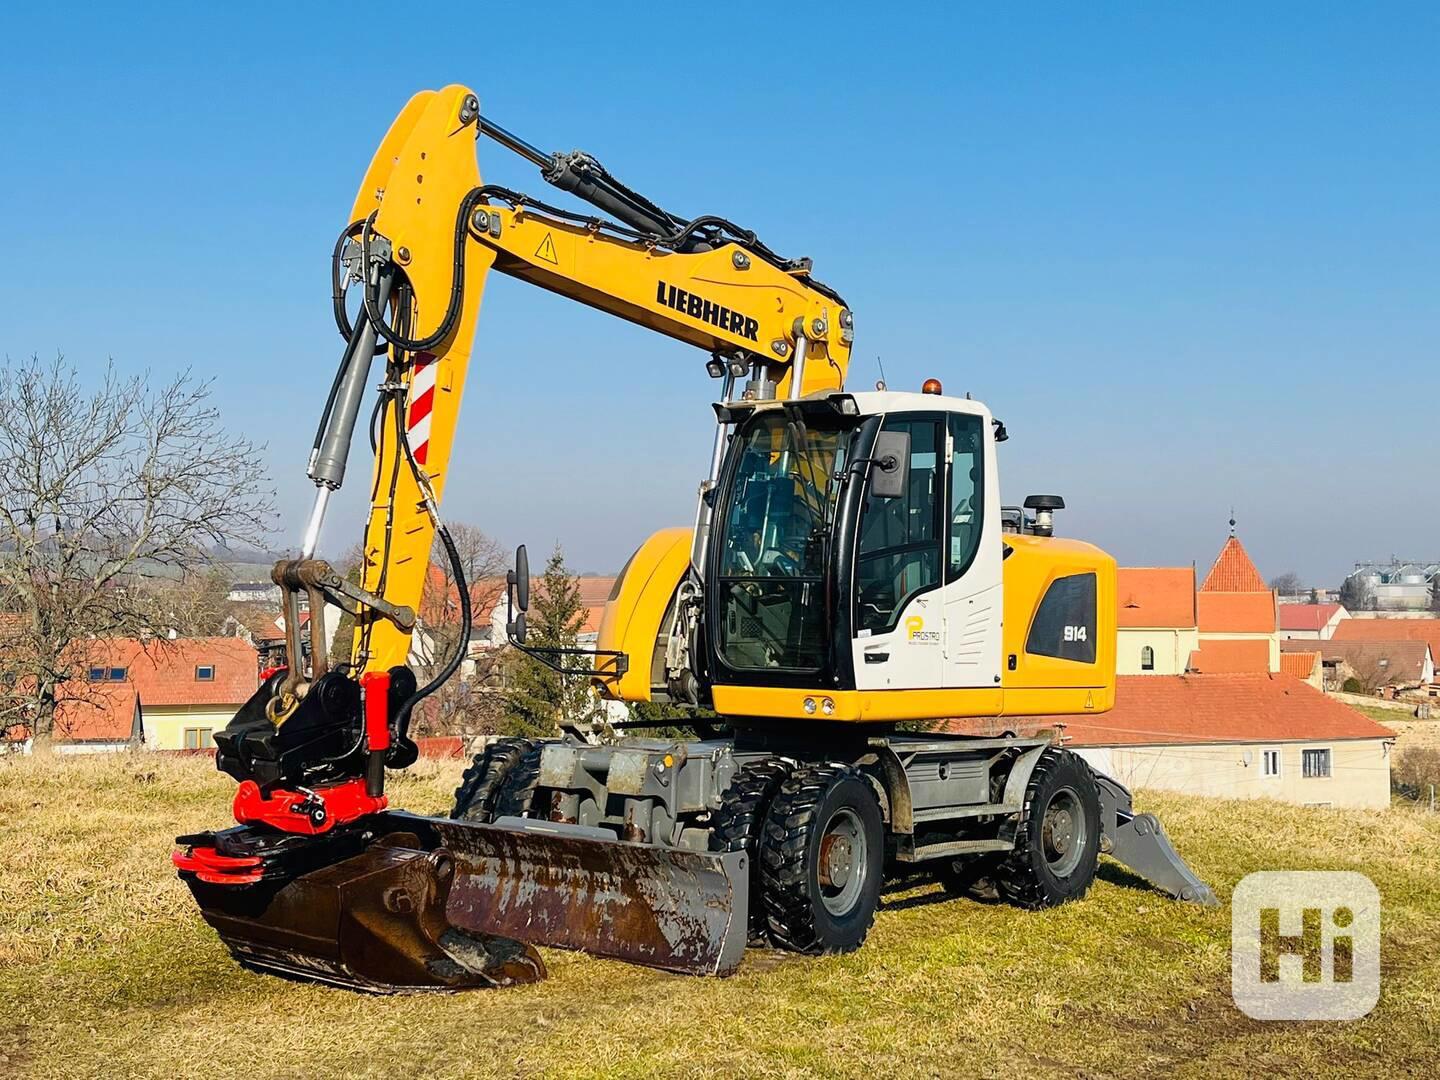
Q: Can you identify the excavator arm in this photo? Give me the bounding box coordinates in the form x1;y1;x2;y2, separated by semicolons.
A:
317;85;850;687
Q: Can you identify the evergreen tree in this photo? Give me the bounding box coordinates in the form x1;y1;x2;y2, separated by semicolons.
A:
497;545;600;738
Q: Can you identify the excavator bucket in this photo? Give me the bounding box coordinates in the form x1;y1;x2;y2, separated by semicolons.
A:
177;814;749;991
436;818;751;976
178;830;547;993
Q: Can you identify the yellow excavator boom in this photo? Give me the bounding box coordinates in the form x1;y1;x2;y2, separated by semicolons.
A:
340;85;851;677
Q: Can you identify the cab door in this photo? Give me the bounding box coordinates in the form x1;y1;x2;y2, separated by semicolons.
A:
851;415;946;691
940;411;1003;688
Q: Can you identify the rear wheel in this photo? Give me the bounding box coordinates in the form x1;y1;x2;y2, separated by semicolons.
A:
490;744;546;820
710;758;795;943
451;737;535;822
759;764;884;954
996;749;1100;909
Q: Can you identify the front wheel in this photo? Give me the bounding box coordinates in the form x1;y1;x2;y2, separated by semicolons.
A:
996;749;1101;909
759;764;884;954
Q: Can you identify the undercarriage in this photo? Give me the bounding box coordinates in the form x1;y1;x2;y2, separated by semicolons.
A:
175;728;1216;991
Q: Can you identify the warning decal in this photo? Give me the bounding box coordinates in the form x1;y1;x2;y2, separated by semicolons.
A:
535;232;558;264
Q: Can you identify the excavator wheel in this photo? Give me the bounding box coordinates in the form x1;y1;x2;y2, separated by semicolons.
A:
451;737;536;822
759;764;884;955
490;744;547;820
709;758;795;944
995;749;1101;910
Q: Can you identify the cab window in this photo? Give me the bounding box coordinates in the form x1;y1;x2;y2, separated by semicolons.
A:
947;412;985;581
854;417;942;634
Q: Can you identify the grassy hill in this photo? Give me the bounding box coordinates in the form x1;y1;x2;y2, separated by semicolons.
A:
1;755;1437;1078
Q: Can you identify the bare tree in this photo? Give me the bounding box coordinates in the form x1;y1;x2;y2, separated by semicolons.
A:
140;566;236;637
412;522;508;735
1268;571;1305;597
0;356;274;748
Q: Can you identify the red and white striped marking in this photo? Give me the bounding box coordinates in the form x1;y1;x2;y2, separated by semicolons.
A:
407;352;437;465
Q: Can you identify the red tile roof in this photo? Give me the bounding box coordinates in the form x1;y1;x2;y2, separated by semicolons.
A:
1302;639;1432;686
1331;619;1440;670
9;638;258;745
227;605;286;643
1197;591;1277;634
1277;603;1343;632
1280;650;1321;680
1188;638;1272;674
1046;674;1394;746
53;682;141;743
1200;536;1268;593
72;638;259;707
1117;568;1196;628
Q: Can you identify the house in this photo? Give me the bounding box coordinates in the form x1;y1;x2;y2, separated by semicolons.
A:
1194;533;1279;673
227;581;282;605
1330;617;1440;683
49;680;143;754
1285;638;1435;696
1056;674;1395;810
221;605;288;669
1116;567;1197;674
1278;602;1349;641
1279;649;1323;690
53;637;259;751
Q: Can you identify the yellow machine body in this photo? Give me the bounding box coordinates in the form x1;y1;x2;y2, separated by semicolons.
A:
600;528;1117;722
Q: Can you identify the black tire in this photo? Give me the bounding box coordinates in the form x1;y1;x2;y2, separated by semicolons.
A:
709;758;795;943
759;764;884;954
490;744;546;820
451;738;536;822
995;749;1101;910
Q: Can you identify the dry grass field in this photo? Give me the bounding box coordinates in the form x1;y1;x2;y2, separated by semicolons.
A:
1;754;1438;1079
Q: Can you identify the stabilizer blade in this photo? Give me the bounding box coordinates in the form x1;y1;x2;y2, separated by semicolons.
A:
435;818;749;976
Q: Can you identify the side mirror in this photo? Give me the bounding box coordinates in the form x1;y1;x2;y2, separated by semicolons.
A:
869;430;911;499
505;545;530;644
509;545;530;612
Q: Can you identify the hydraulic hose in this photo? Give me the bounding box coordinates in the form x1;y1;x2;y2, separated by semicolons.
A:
389;388;471;741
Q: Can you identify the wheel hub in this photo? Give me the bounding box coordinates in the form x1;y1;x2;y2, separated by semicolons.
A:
1044;807;1074;855
1039;787;1087;877
819;832;853;889
815;807;868;917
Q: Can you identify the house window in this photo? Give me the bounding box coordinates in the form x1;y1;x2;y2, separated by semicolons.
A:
1140;645;1155;672
1302;748;1332;778
88;667;106;681
1262;748;1281;777
109;667;127;681
183;728;213;750
89;666;126;681
195;664;215;681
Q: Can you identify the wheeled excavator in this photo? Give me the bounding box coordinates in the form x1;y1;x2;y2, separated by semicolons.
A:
174;85;1216;991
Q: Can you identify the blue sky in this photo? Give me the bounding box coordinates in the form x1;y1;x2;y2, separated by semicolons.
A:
3;3;1436;583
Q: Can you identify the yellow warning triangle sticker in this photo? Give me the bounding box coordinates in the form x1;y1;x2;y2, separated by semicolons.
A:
535;232;558;265
1084;691;1095;709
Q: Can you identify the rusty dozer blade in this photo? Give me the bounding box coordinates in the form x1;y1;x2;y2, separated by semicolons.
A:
182;835;546;993
435;817;750;976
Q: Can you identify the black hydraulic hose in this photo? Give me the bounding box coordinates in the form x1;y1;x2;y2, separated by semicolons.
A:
360;185;487;353
390;394;471;740
331;220;364;340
